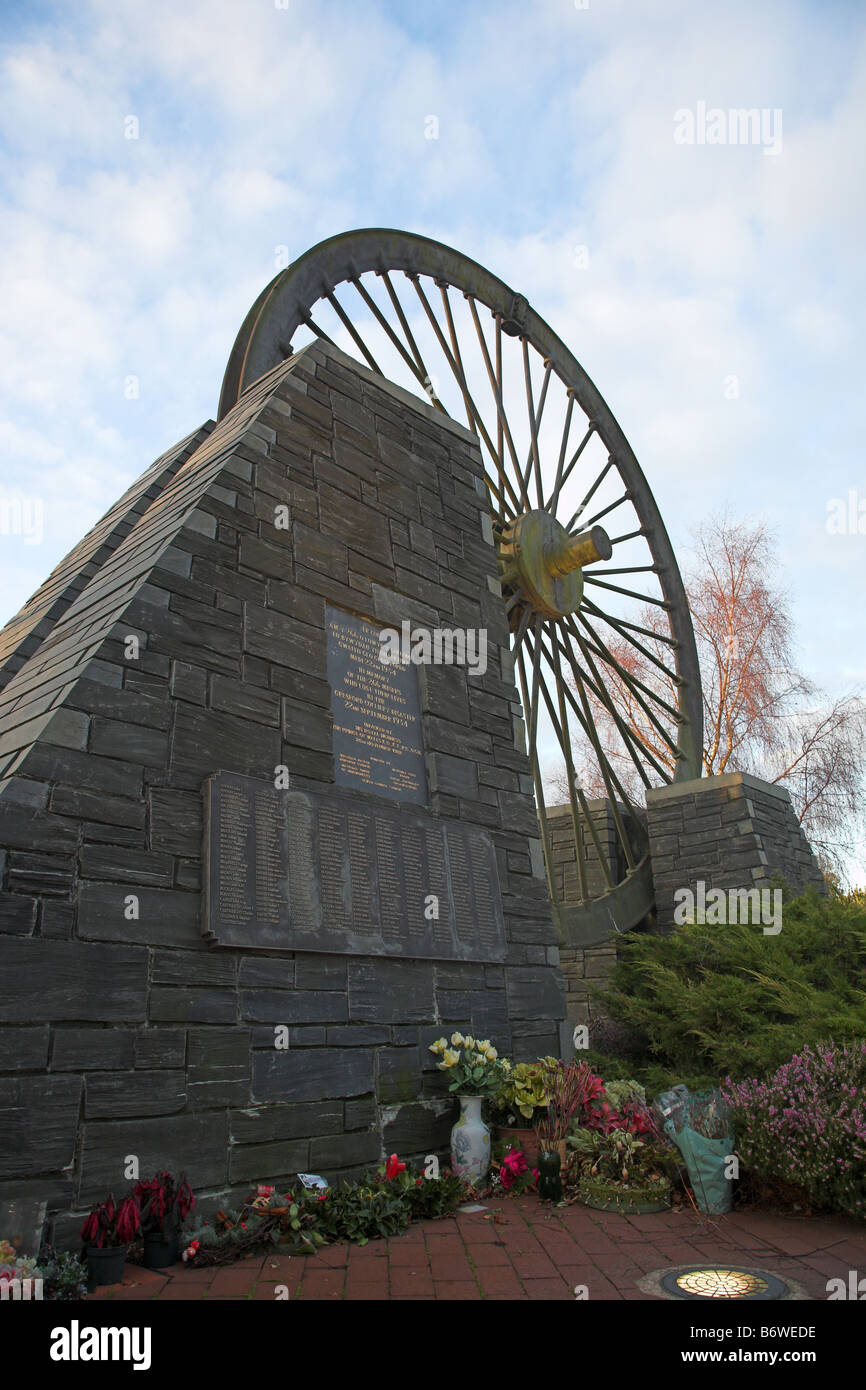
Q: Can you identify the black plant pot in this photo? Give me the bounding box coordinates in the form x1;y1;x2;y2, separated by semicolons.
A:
142;1234;178;1270
86;1244;128;1289
537;1150;562;1202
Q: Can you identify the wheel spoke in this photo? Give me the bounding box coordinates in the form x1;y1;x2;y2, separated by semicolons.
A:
548;411;595;516
350;276;440;401
583;575;671;608
568;612;682;740
566;458;614;532
516;622;557;903
377;268;438;401
325;289;384;376
465;296;531;513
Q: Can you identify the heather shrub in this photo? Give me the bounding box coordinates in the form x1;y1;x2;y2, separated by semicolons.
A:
590;885;866;1079
721;1040;866;1218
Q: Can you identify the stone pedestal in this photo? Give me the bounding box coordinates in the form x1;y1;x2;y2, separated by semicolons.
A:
646;770;826;932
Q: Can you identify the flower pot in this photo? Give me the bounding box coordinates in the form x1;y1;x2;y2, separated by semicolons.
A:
495;1125;540;1167
451;1095;490;1185
537;1150;562;1202
577;1178;671;1215
85;1244;128;1288
142;1234;178;1270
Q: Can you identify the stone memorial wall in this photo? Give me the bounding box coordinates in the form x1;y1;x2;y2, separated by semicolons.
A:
0;339;565;1246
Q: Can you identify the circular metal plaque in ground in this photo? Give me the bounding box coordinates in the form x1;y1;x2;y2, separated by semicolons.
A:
660;1266;790;1301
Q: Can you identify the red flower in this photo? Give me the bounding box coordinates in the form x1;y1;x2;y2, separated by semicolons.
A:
385;1154;406;1180
317;1192;328;1202
257;1184;275;1199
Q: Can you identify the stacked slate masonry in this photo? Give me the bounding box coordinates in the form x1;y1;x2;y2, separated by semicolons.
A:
0;340;565;1247
645;771;826;933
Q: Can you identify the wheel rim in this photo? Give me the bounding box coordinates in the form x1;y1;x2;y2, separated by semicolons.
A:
220;229;703;945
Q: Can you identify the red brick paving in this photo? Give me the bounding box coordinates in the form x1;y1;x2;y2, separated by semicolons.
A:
86;1195;866;1301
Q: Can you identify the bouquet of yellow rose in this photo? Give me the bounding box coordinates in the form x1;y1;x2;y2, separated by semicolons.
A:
429;1032;510;1097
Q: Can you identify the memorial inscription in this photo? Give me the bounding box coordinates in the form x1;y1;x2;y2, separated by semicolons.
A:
326;605;427;806
203;773;506;962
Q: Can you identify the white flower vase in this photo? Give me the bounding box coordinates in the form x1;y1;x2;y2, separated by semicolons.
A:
451;1095;490;1185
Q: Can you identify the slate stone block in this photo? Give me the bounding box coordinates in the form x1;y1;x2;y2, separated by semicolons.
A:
210;675;281;726
149;988;237;1025
240;990;348;1025
149;788;202;856
171;703;281;780
238;956;294;989
378;1047;420;1103
382;1102;452;1153
79;1113;229;1200
50;786;145;829
89;718;168;765
309;1131;381;1170
0;941;147;1023
252;1048;373;1103
51;1027;136;1071
78;882;199;947
80;844;173;887
134;1030;186;1069
294;955;346;991
229;1101;343;1144
152;950;236;988
0;1026;50;1071
0;803;79;853
20;745;143;798
228;1140;310;1183
85;1070;187;1119
0;1076;82;1178
505;966;566;1021
0;894;37;934
348;959;435;1024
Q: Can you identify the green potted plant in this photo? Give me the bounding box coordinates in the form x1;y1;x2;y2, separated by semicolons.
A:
568;1127;674;1214
134;1171;195;1269
80;1194;141;1287
491;1059;557;1165
429;1033;508;1186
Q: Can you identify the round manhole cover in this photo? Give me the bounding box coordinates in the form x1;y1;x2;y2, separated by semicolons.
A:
660;1266;789;1300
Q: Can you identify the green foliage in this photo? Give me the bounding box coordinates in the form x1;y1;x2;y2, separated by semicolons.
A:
311;1182;409;1246
589;886;866;1081
573;1048;717;1101
405;1170;465;1221
39;1248;89;1300
491;1058;557;1120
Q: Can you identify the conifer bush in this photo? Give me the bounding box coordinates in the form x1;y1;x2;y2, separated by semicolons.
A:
589;886;866;1081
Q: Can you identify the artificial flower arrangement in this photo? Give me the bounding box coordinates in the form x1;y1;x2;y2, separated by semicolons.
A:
428;1032;509;1097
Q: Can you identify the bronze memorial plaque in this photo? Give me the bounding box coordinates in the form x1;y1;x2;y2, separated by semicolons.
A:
325;604;427;806
203;773;506;961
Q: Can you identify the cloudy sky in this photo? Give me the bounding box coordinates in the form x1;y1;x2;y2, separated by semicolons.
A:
1;0;863;713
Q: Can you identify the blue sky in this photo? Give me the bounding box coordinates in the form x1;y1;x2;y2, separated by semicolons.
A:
0;0;863;726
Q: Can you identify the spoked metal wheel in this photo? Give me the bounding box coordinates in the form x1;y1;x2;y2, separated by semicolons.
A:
219;229;703;945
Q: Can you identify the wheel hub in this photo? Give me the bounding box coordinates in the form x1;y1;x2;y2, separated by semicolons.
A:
498;510;612;622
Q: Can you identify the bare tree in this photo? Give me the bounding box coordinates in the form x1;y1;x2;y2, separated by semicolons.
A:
559;514;866;881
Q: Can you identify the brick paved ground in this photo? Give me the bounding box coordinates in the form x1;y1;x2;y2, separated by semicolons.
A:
88;1197;866;1301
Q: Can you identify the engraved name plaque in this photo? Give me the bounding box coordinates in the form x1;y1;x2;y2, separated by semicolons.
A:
204;772;506;961
326;604;427;806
